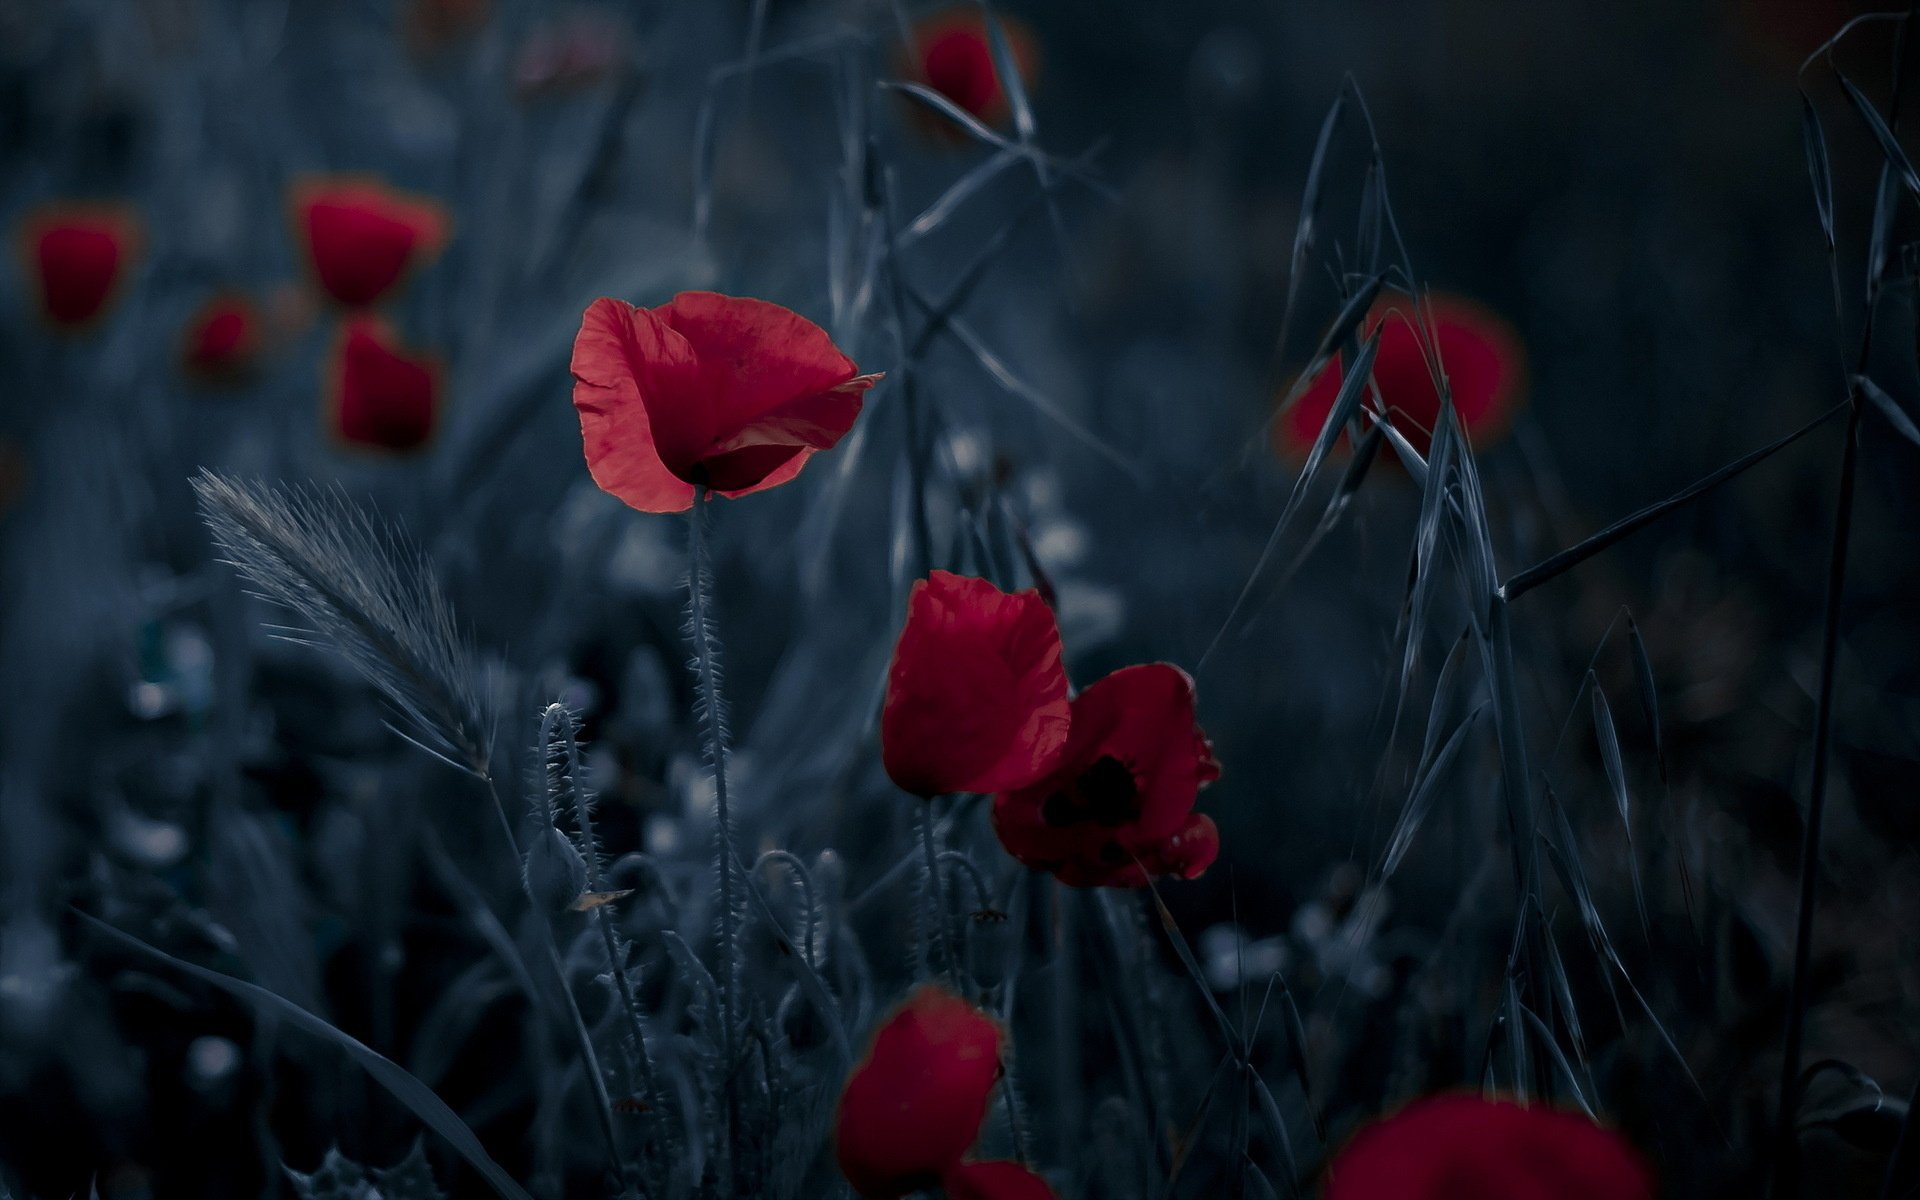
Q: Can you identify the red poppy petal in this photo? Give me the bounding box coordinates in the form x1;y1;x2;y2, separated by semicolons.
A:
332;318;439;453
922;24;1002;118
570;297;700;512
883;571;1071;798
943;1161;1059;1200
659;290;865;432
836;985;1003;1200
297;179;448;308
182;295;260;379
22;207;138;328
1324;1095;1653;1200
993;663;1218;888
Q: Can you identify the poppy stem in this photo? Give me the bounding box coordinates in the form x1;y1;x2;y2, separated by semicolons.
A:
918;799;957;982
685;484;740;1199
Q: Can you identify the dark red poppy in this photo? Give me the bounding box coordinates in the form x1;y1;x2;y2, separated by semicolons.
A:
882;571;1071;799
19;204;140;328
570;291;880;513
293;177;449;308
943;1161;1058;1200
903;8;1038;126
1324;1094;1653;1200
835;984;1005;1200
180;294;261;383
329;317;440;453
1274;294;1524;463
992;663;1220;889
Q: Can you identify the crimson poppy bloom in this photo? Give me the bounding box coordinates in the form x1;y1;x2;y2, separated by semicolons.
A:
570;291;880;513
1274;294;1524;463
1324;1094;1653;1200
835;984;1004;1200
18;204;140;328
992;663;1220;888
882;571;1071;799
293;177;449;308
180;294;261;383
329;317;440;453
943;1160;1059;1200
903;8;1038;127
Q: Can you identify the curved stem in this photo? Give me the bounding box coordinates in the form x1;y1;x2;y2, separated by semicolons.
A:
685;485;740;1198
918;800;956;982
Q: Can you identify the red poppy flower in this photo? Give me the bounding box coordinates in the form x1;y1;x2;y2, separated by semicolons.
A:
570;291;880;513
18;204;140;328
835;984;1005;1200
943;1161;1059;1200
1324;1094;1653;1200
180;294;260;382
293;177;449;308
882;571;1071;799
903;8;1038;127
1274;294;1524;463
329;317;440;453
992;663;1220;889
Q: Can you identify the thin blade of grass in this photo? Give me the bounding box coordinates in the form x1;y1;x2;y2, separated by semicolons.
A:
80;914;535;1200
1856;374;1920;447
1803;92;1837;250
1590;678;1650;942
1382;703;1486;879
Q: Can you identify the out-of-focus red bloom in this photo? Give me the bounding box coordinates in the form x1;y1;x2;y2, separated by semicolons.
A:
1274;294;1524;463
992;663;1220;888
570;291;880;513
406;0;489;49
882;571;1071;799
180;294;261;383
513;11;627;99
329;317;440;453
903;8;1038;127
292;177;450;308
18;204;140;328
1324;1094;1654;1200
835;984;1005;1200
943;1160;1059;1200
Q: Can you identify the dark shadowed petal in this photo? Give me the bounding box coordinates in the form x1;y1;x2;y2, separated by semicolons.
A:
181;294;260;382
943;1160;1059;1200
1324;1094;1653;1200
992;663;1219;888
20;204;140;329
835;985;1004;1199
659;291;865;432
295;177;449;309
882;571;1071;798
331;317;440;453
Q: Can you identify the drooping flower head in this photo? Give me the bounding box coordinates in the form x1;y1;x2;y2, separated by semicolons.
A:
329;316;440;453
902;7;1038;127
992;663;1220;888
883;571;1071;798
570;291;880;513
18;203;140;329
1275;293;1524;463
293;176;450;309
1324;1094;1653;1200
180;294;261;383
835;984;1004;1200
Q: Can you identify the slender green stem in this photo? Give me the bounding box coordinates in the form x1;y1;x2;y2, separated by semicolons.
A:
685;484;740;1198
919;800;956;981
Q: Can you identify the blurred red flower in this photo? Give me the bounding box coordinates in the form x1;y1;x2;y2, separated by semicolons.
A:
835;984;1005;1200
329;317;439;453
18;204;140;329
1274;294;1524;463
513;11;627;99
570;291;880;513
293;177;450;308
992;663;1220;888
903;8;1038;127
180;294;260;383
1324;1094;1653;1200
943;1160;1059;1200
883;571;1071;799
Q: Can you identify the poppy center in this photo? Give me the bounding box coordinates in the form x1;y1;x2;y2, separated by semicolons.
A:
1041;754;1140;829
